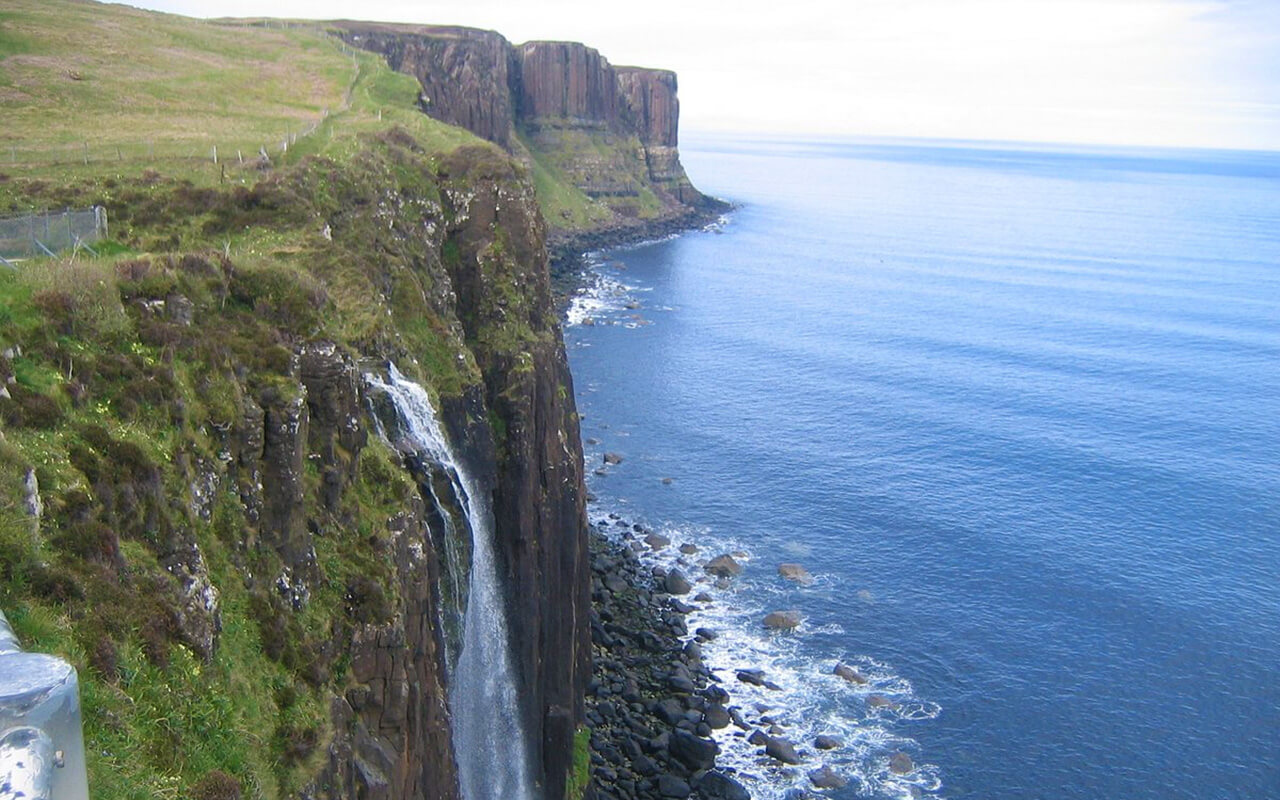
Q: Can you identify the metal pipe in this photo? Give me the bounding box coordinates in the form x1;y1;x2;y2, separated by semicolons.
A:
0;613;18;656
0;610;90;800
0;725;56;800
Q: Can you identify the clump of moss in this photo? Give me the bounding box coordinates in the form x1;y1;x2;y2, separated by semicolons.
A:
565;725;591;800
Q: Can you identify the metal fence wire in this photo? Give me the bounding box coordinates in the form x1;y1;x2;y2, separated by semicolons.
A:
0;207;108;260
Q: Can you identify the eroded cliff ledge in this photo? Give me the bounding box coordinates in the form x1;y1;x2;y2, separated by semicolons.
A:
335;22;725;247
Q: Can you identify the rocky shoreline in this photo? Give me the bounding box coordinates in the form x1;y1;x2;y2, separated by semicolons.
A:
549;201;733;302
585;523;753;800
585;515;899;800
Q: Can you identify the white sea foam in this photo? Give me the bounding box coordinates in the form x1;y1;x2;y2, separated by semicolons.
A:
566;220;729;328
589;508;942;799
565;265;642;327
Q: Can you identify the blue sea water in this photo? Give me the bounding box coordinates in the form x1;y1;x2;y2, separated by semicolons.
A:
564;137;1280;799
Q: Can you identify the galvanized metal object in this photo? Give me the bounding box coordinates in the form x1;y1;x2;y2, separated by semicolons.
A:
0;611;89;800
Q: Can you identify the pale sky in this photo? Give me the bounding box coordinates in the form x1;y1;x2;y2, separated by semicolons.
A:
112;0;1280;151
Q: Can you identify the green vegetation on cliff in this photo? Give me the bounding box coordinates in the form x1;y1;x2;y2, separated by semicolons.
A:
1;1;583;798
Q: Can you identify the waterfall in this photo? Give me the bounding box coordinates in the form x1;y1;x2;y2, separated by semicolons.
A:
365;365;535;800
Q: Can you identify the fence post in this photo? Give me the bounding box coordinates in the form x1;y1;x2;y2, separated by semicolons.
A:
212;145;218;164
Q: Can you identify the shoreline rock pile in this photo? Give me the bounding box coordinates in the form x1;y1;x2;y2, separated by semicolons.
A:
584;515;897;797
586;526;751;800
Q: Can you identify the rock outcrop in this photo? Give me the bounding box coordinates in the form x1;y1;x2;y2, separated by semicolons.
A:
338;25;517;149
337;22;726;246
0;6;719;799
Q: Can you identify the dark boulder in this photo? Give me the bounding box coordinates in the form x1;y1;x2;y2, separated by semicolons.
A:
889;751;914;775
645;532;671;550
669;729;719;771
703;703;731;730
657;774;692;798
704;554;743;578
833;662;867;684
736;669;767;687
664;569;692;595
695;770;751;800
808;766;848;789
762;734;803;765
762;610;801;630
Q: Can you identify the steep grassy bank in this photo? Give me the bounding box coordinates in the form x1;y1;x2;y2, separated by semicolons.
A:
1;2;589;798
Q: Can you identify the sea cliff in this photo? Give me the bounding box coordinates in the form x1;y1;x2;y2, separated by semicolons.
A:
334;22;728;255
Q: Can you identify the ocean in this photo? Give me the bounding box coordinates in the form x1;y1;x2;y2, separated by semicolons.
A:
563;137;1280;799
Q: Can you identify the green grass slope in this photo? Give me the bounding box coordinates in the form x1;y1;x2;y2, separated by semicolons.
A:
0;0;477;192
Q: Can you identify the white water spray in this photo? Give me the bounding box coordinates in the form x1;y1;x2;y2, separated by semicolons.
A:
366;365;535;800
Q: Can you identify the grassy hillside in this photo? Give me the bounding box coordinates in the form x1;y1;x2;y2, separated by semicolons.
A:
0;0;476;194
0;2;542;799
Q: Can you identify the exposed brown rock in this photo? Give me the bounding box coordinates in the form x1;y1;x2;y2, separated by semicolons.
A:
778;562;813;583
890;751;915;775
809;765;849;789
339;24;516;148
337;22;721;239
704;553;743;578
516;41;619;128
763;610;802;630
439;146;591;799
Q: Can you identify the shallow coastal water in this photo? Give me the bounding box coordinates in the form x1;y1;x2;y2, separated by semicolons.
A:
565;138;1280;799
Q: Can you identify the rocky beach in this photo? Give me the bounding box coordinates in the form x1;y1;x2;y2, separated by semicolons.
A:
584;510;895;799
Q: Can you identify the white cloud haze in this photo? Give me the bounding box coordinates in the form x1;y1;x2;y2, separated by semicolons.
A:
111;0;1280;150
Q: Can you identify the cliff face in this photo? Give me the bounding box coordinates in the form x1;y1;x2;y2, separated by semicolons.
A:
338;23;721;241
515;42;620;130
347;26;517;150
0;6;703;800
436;146;591;799
615;68;678;148
1;133;588;799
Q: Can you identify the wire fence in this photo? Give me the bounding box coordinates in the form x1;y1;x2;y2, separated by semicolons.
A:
0;115;330;173
0;207;108;262
0;33;378;266
1;33;367;178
